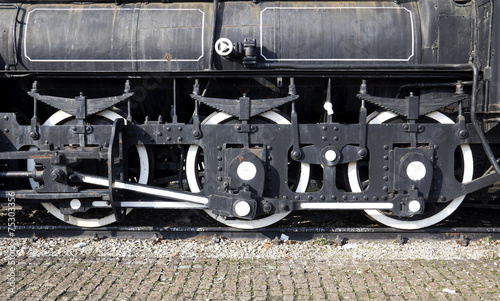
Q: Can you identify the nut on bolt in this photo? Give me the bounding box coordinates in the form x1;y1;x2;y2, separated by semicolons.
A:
29;131;39;139
50;169;66;183
262;202;273;214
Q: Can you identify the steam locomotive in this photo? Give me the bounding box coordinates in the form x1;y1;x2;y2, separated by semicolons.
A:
0;0;498;229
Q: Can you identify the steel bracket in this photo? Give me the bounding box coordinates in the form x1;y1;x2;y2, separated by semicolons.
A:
108;118;127;222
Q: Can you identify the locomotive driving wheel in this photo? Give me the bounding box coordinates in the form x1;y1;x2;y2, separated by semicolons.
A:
27;109;151;227
347;111;473;229
185;111;310;229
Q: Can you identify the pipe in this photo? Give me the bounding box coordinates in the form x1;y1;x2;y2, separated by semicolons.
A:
254;63;474;71
469;61;500;176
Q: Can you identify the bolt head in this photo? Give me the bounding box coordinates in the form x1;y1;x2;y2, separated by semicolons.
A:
458;130;468;138
262;203;273;213
358;148;367;158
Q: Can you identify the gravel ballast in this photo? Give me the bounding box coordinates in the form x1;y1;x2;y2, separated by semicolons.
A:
2;237;500;261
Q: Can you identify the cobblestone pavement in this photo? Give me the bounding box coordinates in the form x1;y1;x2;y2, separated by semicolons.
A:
1;256;499;300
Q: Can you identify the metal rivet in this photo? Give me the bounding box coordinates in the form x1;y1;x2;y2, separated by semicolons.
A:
178;127;182;131
333;127;338;131
267;146;272;150
307;196;313;200
158;132;163;136
178;137;183;142
322;126;327;131
333;136;338;141
320;195;325;200
322;137;327;141
383;176;388;181
383;186;388;191
3;116;8;120
167;137;171;141
217;146;222;150
217;156;222;161
342;195;347;200
383;155;388;160
217;167;223;171
166;127;171;131
3;129;8;133
383;166;388;171
384;145;389;150
295;196;300;200
217;176;223;181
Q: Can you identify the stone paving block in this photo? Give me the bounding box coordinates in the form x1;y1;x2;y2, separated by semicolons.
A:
4;256;500;300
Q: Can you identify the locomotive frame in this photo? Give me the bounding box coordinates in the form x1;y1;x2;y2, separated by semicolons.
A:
0;0;499;229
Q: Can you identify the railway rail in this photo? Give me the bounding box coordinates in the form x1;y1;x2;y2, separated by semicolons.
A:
2;225;500;243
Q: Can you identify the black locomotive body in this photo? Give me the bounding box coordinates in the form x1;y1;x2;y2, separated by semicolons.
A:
0;0;498;229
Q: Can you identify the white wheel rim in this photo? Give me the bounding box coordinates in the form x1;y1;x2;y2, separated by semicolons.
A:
347;111;473;230
186;111;310;229
27;110;150;227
